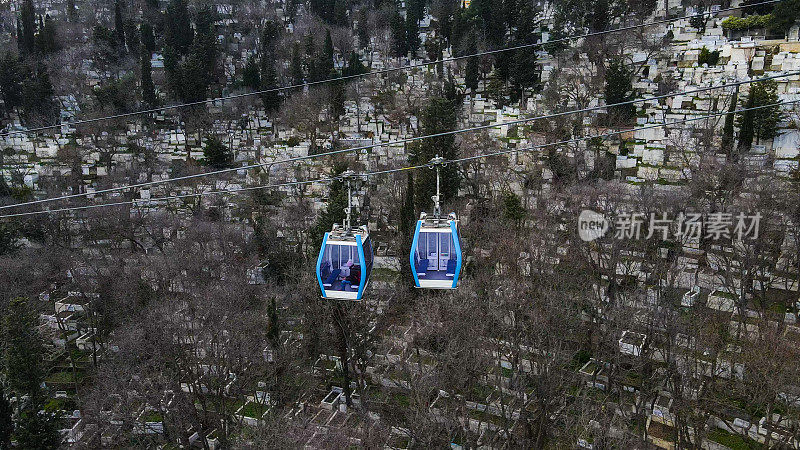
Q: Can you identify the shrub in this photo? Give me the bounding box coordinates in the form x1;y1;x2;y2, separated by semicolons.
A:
721;14;772;31
698;47;721;66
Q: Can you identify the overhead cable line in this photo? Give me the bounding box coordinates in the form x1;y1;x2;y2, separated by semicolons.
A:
3;98;796;219
0;0;779;138
1;70;797;212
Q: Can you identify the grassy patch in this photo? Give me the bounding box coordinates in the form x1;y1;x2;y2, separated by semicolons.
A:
240;401;268;418
707;429;759;450
141;411;163;423
46;370;83;384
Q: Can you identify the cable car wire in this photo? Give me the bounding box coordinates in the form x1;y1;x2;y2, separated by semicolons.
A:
3;98;795;219
1;70;797;212
0;0;778;138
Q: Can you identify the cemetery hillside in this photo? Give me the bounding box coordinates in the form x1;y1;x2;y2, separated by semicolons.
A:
1;0;800;447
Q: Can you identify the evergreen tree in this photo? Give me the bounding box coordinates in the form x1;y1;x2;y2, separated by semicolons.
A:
164;0;193;56
406;11;421;56
510;3;540;104
114;0;125;51
311;163;349;250
242;55;260;90
741;0;776;14
34;15;58;55
736;80;783;150
502;0;518;32
332;0;348;26
261;20;281;54
194;5;218;85
502;191;526;227
15;408;59;450
721;90;737;157
140;22;156;53
357;10;370;49
164;5;217;103
589;0;610;33
486;69;508;107
329;69;346;121
18;0;37;56
0;385;12;449
604;58;636;126
0;53;25;116
689;5;706;32
20;62;57;126
390;12;408;58
260;55;281;112
290;42;304;88
67;0;77;22
304;34;320;82
321;29;335;79
736;92;756;151
124;19;139;56
399;172;416;289
544;16;570;55
141;48;157;107
450;8;466;55
407;0;426;23
769;0;800;34
343;51;367;78
202;136;233;169
410;97;460;209
0;223;19;256
3;298;46;400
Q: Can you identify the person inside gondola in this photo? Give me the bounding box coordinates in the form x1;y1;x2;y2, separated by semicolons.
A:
345;265;361;288
340;259;353;278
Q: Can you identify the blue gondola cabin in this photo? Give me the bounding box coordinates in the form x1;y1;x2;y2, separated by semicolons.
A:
317;225;373;300
410;213;462;289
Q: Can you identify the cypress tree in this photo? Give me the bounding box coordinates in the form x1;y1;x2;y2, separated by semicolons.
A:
399;172;416;289
321;29;335;78
18;0;37;56
0;53;26;116
406;12;421;56
261;20;281;54
410;97;460;209
343;51;367;78
140;22;156;53
164;0;193;56
304;34;320;82
67;0;77;22
721;90;737;157
604;58;636;126
0;385;12;449
124;19;139;56
736;80;783;150
290;42;304;88
260;54;281;112
311;163;349;250
194;5;218;86
34;15;58;55
141;48;157;107
114;0;125;51
357;10;370;49
332;0;348;26
510;3;540;104
202;136;234;169
390;12;408;58
243;55;260;90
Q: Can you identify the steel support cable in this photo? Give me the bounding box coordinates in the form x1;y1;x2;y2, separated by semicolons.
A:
0;0;779;138
2;70;797;212
3;98;795;219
